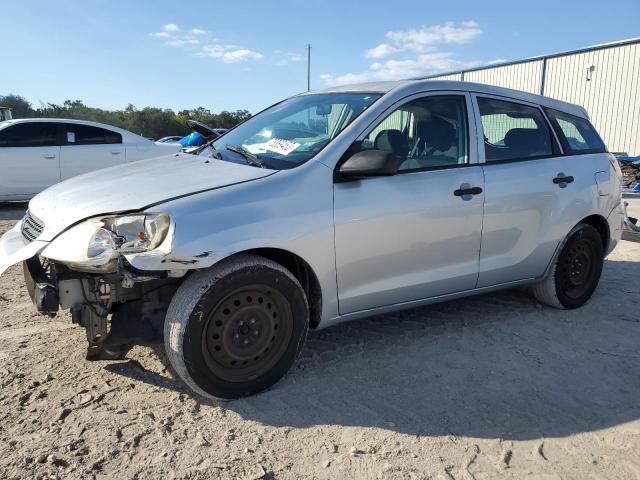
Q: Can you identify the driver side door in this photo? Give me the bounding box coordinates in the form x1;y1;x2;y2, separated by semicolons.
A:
333;92;485;314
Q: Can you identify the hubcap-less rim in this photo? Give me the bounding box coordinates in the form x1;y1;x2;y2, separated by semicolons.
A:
559;239;595;300
202;285;293;383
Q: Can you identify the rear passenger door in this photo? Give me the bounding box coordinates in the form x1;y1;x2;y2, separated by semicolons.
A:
0;122;61;198
473;95;573;287
60;124;125;180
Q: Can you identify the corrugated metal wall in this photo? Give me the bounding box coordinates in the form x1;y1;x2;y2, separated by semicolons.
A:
426;40;640;155
428;73;463;81
465;61;543;94
544;42;640;155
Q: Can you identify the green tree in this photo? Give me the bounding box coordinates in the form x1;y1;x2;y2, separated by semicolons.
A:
0;93;252;139
0;94;36;118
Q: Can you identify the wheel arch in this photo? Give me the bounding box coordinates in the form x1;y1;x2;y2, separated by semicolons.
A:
577;214;610;252
233;248;323;329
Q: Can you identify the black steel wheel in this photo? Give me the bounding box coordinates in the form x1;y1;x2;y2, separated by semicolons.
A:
202;285;294;383
164;254;309;400
533;223;604;309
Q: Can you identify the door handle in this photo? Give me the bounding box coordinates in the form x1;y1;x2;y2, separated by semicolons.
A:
43;154;56;159
453;185;483;197
553;173;574;187
110;151;121;155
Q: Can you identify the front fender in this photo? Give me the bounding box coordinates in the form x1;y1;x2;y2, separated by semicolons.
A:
125;161;340;324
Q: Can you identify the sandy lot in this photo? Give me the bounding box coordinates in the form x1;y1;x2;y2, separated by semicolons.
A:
0;202;639;480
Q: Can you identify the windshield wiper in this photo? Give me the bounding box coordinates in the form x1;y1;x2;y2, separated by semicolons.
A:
194;140;218;156
226;144;265;168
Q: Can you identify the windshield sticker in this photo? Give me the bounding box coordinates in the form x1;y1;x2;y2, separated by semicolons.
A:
263;138;300;156
67;132;76;143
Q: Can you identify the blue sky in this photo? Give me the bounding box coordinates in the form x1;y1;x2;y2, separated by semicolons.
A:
2;0;638;113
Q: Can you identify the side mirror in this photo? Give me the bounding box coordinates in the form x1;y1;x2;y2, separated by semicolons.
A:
338;149;398;180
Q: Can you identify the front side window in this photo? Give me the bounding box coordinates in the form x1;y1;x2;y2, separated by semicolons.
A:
0;122;58;147
361;95;469;172
544;108;606;154
478;97;554;162
208;93;382;169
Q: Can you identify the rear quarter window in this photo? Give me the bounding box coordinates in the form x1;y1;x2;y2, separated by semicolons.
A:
104;129;122;144
544;108;606;155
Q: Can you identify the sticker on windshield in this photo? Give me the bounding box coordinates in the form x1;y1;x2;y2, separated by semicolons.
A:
67;132;76;143
263;138;300;156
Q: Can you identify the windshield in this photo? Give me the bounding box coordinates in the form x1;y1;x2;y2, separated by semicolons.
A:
205;93;382;169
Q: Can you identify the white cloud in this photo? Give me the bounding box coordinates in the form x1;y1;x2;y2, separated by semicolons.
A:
322;52;483;86
150;23;201;47
323;21;485;86
364;43;400;59
201;44;263;63
274;50;304;66
150;24;263;63
385;21;482;53
166;37;201;47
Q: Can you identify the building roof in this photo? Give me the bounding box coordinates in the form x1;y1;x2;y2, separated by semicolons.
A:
419;37;640;80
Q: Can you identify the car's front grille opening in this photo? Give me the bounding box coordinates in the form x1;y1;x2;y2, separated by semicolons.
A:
21;211;45;243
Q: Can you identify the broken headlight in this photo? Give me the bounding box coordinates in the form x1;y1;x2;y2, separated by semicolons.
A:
41;214;171;272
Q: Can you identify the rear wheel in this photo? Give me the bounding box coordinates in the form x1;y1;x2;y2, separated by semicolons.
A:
164;254;309;400
532;223;604;309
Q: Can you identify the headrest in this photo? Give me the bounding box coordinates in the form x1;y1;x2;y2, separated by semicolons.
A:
417;116;456;151
374;129;409;158
504;128;548;151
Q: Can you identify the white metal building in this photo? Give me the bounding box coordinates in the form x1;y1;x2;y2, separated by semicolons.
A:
425;38;640;156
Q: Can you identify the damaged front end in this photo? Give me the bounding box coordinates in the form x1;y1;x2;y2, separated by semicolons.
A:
23;254;181;360
17;210;187;360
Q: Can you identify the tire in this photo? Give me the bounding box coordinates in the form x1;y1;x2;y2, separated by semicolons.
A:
532;223;604;309
164;254;309;400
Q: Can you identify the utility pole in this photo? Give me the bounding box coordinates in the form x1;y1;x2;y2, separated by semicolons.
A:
306;44;311;91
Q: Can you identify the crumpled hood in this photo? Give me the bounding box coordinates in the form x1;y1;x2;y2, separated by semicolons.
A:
29;153;276;241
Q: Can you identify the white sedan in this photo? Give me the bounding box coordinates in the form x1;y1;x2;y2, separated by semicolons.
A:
0;118;181;200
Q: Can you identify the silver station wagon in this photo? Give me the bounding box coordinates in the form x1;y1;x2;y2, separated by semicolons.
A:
0;80;624;399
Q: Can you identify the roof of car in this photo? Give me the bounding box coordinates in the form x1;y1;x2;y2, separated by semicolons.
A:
0;118;146;139
313;79;588;118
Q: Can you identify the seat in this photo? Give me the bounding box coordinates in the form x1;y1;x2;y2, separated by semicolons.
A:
415;116;457;155
374;129;409;160
503;128;550;158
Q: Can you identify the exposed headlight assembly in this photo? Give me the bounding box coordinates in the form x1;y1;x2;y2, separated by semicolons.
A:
41;214;171;272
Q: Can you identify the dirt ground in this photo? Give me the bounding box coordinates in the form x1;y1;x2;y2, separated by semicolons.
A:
0;202;639;480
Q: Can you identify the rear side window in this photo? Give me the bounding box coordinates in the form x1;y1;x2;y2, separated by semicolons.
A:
477;97;555;162
65;124;106;145
544;108;606;154
0;122;58;147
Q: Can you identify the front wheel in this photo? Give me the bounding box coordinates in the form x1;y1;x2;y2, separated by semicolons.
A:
164;254;309;400
532;223;604;309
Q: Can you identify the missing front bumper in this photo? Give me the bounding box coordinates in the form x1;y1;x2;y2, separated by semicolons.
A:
23;257;59;315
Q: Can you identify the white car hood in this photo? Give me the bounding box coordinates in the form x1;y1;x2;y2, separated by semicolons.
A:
29;153;276;241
